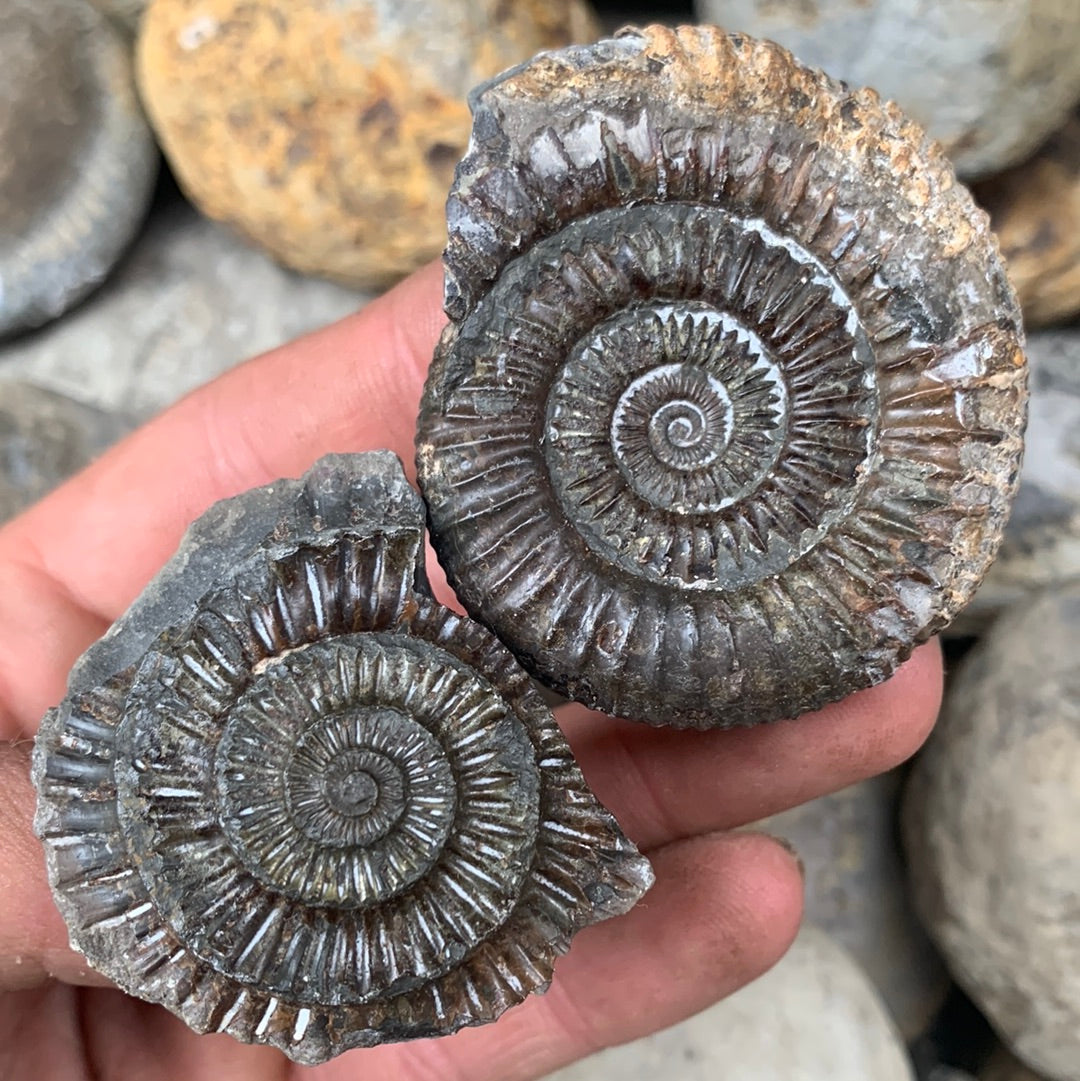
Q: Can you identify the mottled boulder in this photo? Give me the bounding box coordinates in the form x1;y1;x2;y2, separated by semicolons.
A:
0;0;158;337
136;0;598;291
956;331;1080;633
758;771;948;1039
904;584;1080;1081
0;197;360;418
0;382;130;523
693;0;1080;178
546;926;915;1081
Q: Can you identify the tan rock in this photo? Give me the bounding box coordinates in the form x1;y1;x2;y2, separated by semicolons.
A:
135;0;598;290
974;115;1080;329
981;1048;1051;1081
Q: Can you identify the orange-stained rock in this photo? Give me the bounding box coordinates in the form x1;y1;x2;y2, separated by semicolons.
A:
136;0;599;290
975;115;1080;329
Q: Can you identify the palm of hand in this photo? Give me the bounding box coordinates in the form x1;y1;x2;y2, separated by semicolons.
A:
0;264;941;1080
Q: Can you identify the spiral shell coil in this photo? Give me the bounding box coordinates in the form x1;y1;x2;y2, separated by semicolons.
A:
33;453;652;1063
417;24;1027;728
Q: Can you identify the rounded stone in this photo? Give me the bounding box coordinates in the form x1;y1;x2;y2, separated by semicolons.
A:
88;0;149;33
981;1048;1052;1081
0;382;131;523
0;0;159;337
693;0;1080;179
135;0;599;291
0;197;361;419
974;114;1080;330
954;331;1080;634
757;770;949;1040
904;583;1080;1081
545;926;916;1081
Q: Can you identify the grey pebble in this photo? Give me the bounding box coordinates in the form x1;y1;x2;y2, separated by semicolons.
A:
86;0;147;33
544;926;915;1081
0;381;130;523
693;0;1080;178
0;0;158;337
0;197;364;418
756;770;949;1041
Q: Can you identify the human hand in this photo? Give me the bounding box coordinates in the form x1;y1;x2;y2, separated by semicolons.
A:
0;262;942;1080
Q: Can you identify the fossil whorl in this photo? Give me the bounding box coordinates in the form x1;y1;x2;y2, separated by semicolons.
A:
32;453;652;1064
416;24;1028;729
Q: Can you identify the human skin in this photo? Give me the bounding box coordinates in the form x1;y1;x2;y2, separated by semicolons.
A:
0;261;942;1080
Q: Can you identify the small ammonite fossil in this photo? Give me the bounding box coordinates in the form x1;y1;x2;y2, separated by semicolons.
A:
33;453;652;1064
416;24;1028;729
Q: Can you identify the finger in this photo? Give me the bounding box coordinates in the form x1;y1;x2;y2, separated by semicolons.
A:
0;743;109;989
0;984;288;1081
0;641;924;992
314;831;803;1081
4;748;803;1077
0;262;446;733
560;637;943;851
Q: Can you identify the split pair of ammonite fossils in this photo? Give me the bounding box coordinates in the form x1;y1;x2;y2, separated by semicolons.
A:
34;25;1026;1064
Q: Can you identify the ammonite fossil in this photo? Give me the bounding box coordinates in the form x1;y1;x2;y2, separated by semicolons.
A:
416;24;1028;729
33;453;652;1063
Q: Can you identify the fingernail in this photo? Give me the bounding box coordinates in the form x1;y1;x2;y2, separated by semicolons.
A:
766;832;805;880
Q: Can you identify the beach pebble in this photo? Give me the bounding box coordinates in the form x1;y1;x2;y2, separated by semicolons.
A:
136;0;598;291
757;771;949;1040
0;382;130;523
904;584;1080;1081
0;196;361;418
0;0;158;337
974;114;1080;329
693;0;1080;178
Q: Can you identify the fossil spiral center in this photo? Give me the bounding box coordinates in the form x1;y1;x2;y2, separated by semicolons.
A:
616;363;735;478
553;304;790;525
330;768;379;815
656;404;710;451
284;713;422;850
119;632;541;1004
525;204;879;589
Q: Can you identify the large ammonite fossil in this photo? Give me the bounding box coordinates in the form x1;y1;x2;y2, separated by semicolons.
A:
416;23;1028;729
33;453;652;1063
